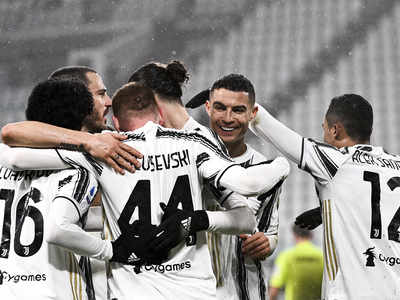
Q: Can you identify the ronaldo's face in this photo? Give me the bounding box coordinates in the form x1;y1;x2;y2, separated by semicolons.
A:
206;88;257;146
85;72;111;132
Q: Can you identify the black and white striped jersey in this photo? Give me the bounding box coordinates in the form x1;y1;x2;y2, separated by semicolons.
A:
300;139;400;299
0;167;98;300
207;145;283;300
55;121;247;300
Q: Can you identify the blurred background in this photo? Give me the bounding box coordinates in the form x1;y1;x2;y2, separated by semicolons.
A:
1;0;400;278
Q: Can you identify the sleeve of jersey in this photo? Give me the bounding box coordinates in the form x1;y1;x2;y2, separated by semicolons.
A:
205;183;248;209
299;138;348;184
215;157;290;197
0;144;68;170
45;197;112;261
54;168;99;222
55;149;102;176
249;103;303;163
269;252;288;288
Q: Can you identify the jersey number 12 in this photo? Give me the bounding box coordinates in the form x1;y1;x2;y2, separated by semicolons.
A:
364;171;400;242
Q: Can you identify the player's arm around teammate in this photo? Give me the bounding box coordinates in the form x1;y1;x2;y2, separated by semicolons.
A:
1;66;142;174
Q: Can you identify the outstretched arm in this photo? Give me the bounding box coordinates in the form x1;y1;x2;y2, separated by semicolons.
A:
1;121;141;174
216;157;290;197
249;104;303;164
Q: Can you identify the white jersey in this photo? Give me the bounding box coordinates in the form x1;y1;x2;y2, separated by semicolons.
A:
207;145;282;300
0;167;98;300
300;139;400;300
55;121;246;300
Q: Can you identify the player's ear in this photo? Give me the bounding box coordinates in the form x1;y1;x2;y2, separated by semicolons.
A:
250;104;258;121
112;116;121;131
332;122;344;140
205;100;211;116
335;122;348;140
157;106;165;127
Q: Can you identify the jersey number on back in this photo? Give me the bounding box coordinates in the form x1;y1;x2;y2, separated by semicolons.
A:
364;171;400;242
0;188;43;258
118;174;196;245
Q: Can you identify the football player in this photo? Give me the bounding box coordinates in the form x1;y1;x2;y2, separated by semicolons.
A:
0;78;98;300
193;74;283;300
2;66;141;174
0;83;290;300
250;94;400;299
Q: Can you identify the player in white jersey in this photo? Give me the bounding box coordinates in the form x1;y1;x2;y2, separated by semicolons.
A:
249;94;400;299
0;83;290;300
0;78;100;300
187;74;282;300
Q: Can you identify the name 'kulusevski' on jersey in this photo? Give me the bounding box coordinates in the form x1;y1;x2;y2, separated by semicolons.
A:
0;121;289;300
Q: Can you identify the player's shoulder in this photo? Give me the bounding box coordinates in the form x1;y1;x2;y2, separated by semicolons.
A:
155;124;221;147
52;167;97;188
306;138;346;153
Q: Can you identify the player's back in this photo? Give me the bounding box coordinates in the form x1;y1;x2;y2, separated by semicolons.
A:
74;122;233;300
0;167;89;300
318;145;400;299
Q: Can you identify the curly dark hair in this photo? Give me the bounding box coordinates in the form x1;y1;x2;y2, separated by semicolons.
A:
128;60;189;104
25;78;94;130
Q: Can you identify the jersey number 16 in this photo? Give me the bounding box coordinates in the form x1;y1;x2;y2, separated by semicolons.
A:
0;188;43;258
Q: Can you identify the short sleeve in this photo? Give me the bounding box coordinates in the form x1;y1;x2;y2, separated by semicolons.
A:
270;252;288;288
299;138;349;184
53;168;98;223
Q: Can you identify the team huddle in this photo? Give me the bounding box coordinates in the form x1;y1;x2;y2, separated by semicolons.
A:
0;60;399;300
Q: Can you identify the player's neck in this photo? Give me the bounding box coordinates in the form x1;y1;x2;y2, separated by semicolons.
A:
295;237;310;244
158;101;189;129
335;137;370;148
226;140;247;158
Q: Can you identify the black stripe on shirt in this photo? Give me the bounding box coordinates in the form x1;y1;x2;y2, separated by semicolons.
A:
196;152;211;168
124;132;146;142
220;191;234;207
236;237;250;300
73;167;90;204
79;256;97;300
156;127;232;161
258;187;279;232
255;260;266;300
83;153;103;176
206;127;230;157
215;163;241;189
313;145;338;179
299;137;305;168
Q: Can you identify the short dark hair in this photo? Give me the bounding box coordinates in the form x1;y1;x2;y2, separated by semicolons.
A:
325;94;373;143
112;82;157;119
49;66;97;86
26;79;94;130
128;60;189;104
292;224;312;238
210;74;255;105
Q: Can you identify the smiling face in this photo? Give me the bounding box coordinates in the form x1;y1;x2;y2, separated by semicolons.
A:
206;88;257;156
